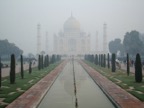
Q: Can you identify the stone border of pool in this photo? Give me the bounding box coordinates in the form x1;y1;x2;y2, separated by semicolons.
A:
6;59;144;108
6;61;67;108
79;60;144;108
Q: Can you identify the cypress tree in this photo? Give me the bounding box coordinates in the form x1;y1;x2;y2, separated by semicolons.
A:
91;54;94;63
94;54;97;65
41;55;44;69
44;55;46;67
10;54;16;84
0;57;1;88
51;54;55;64
99;54;101;66
38;55;41;70
135;53;142;83
127;53;130;76
111;53;116;72
101;54;103;67
104;54;106;67
47;55;49;67
29;61;32;74
20;55;24;79
96;54;98;65
107;53;110;68
57;55;59;61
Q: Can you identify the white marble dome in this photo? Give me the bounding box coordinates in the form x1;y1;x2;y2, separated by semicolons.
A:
63;15;80;32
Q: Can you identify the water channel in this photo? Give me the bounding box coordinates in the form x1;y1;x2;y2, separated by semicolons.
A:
38;60;115;108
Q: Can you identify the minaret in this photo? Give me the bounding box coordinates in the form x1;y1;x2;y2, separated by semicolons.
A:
96;31;98;52
103;23;107;54
37;23;41;54
45;31;48;54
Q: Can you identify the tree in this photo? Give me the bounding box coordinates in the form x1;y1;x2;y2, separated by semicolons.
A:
111;53;116;72
99;54;101;66
29;61;32;74
0;39;23;59
10;54;16;84
94;55;97;65
28;53;35;61
0;57;1;88
135;53;142;83
96;54;98;65
51;54;56;64
101;54;103;67
44;55;49;67
127;53;130;76
123;30;143;56
44;55;47;67
109;38;122;54
91;55;94;63
104;54;106;67
94;54;98;65
20;55;24;79
41;55;44;69
38;55;41;70
107;53;110;68
47;55;49;67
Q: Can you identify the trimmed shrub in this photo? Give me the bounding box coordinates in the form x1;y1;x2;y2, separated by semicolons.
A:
96;54;98;65
51;54;56;64
29;61;32;74
107;53;110;68
94;54;98;65
38;55;41;70
104;54;106;67
99;54;101;66
127;53;130;76
91;54;94;63
0;57;1;88
41;55;44;69
47;55;49;67
135;53;142;83
10;54;16;84
44;55;46;67
94;55;96;65
101;54;103;67
111;53;116;72
20;55;24;79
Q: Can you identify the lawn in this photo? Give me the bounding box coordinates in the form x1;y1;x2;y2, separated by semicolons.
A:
0;62;60;108
84;60;144;101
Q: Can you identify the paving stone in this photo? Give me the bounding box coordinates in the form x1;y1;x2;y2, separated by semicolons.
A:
6;60;144;108
79;60;144;108
6;61;67;108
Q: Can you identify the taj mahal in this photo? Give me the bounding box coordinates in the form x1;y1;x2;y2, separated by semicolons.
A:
37;14;107;56
53;14;91;56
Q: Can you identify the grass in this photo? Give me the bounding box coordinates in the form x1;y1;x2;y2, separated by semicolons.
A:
0;62;60;108
84;60;144;101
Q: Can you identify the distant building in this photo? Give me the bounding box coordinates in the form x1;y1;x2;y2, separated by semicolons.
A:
53;14;91;56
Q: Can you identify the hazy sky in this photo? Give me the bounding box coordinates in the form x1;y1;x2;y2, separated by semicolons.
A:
0;0;144;55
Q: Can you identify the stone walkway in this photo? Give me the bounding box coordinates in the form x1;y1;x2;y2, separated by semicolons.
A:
6;61;67;108
79;60;144;108
6;60;144;108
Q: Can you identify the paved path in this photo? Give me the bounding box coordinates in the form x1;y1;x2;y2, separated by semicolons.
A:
2;63;37;77
6;60;144;108
6;61;67;108
79;60;144;108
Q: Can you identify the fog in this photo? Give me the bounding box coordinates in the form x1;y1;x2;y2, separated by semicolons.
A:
0;0;144;55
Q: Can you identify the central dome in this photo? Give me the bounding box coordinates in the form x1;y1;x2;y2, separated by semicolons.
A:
63;15;80;32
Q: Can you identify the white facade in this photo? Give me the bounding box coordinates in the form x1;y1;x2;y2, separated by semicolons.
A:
53;15;91;56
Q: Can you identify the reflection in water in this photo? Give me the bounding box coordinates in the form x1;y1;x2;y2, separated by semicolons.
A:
38;60;115;108
59;61;87;97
